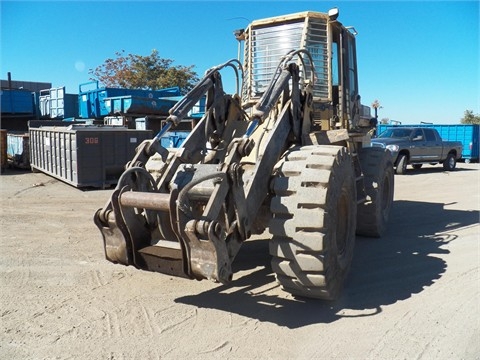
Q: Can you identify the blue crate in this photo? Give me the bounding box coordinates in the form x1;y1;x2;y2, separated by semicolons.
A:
104;95;177;116
1;89;34;114
160;131;190;148
78;81;181;119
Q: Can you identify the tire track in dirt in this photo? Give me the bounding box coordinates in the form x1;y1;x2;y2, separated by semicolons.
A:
90;269;108;288
94;303;198;338
198;341;232;355
103;310;121;338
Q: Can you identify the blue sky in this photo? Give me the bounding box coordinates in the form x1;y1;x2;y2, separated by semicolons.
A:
1;1;479;124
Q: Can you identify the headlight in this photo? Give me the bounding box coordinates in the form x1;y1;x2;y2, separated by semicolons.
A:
386;144;399;152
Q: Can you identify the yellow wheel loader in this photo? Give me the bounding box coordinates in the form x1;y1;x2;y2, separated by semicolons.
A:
94;9;394;300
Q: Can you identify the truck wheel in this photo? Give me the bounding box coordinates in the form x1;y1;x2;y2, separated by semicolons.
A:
269;145;356;300
443;153;457;171
395;154;408;174
356;147;394;237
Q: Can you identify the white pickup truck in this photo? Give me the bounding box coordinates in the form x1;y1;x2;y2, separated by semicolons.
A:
371;127;463;174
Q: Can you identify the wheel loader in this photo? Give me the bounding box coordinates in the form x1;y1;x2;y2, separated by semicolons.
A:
94;9;394;300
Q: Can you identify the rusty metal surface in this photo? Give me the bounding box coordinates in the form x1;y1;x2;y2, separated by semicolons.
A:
119;191;170;211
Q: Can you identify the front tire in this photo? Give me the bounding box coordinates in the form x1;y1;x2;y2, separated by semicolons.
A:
269;146;356;300
356;147;394;237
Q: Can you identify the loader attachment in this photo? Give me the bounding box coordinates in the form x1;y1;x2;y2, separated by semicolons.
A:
94;56;306;284
94;59;250;283
94;177;188;277
94;135;256;283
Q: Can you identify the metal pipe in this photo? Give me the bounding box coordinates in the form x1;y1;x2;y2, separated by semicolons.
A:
120;191;171;211
244;118;259;138
154;121;173;141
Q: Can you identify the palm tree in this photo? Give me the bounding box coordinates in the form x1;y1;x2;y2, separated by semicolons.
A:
371;99;382;119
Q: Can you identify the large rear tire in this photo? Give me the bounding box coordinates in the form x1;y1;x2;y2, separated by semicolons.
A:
269;145;356;300
356;147;394;237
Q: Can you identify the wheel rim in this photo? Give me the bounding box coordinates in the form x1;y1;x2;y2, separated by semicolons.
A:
449;156;455;168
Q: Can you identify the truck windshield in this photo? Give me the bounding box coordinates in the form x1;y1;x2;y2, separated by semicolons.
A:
377;128;413;139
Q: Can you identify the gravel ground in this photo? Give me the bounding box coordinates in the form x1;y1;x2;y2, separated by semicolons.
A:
1;162;479;359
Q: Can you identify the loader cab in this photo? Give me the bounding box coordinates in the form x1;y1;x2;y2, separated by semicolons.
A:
239;9;365;131
330;16;360;130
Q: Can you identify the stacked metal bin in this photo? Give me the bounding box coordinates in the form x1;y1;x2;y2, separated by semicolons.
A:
103;95;177;116
29;125;152;188
38;86;78;119
0;89;34;114
78;82;181;119
159;131;189;148
135;118;194;148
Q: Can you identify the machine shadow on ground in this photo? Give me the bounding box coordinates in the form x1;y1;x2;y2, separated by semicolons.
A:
175;200;479;329
401;166;477;176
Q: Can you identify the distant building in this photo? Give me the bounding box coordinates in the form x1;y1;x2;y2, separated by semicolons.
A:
1;79;51;93
1;75;52;131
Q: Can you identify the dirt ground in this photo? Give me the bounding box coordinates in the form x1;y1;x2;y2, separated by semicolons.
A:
1;162;479;359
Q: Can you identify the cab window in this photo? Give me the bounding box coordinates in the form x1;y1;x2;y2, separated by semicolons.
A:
412;129;423;140
424;129;437;141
